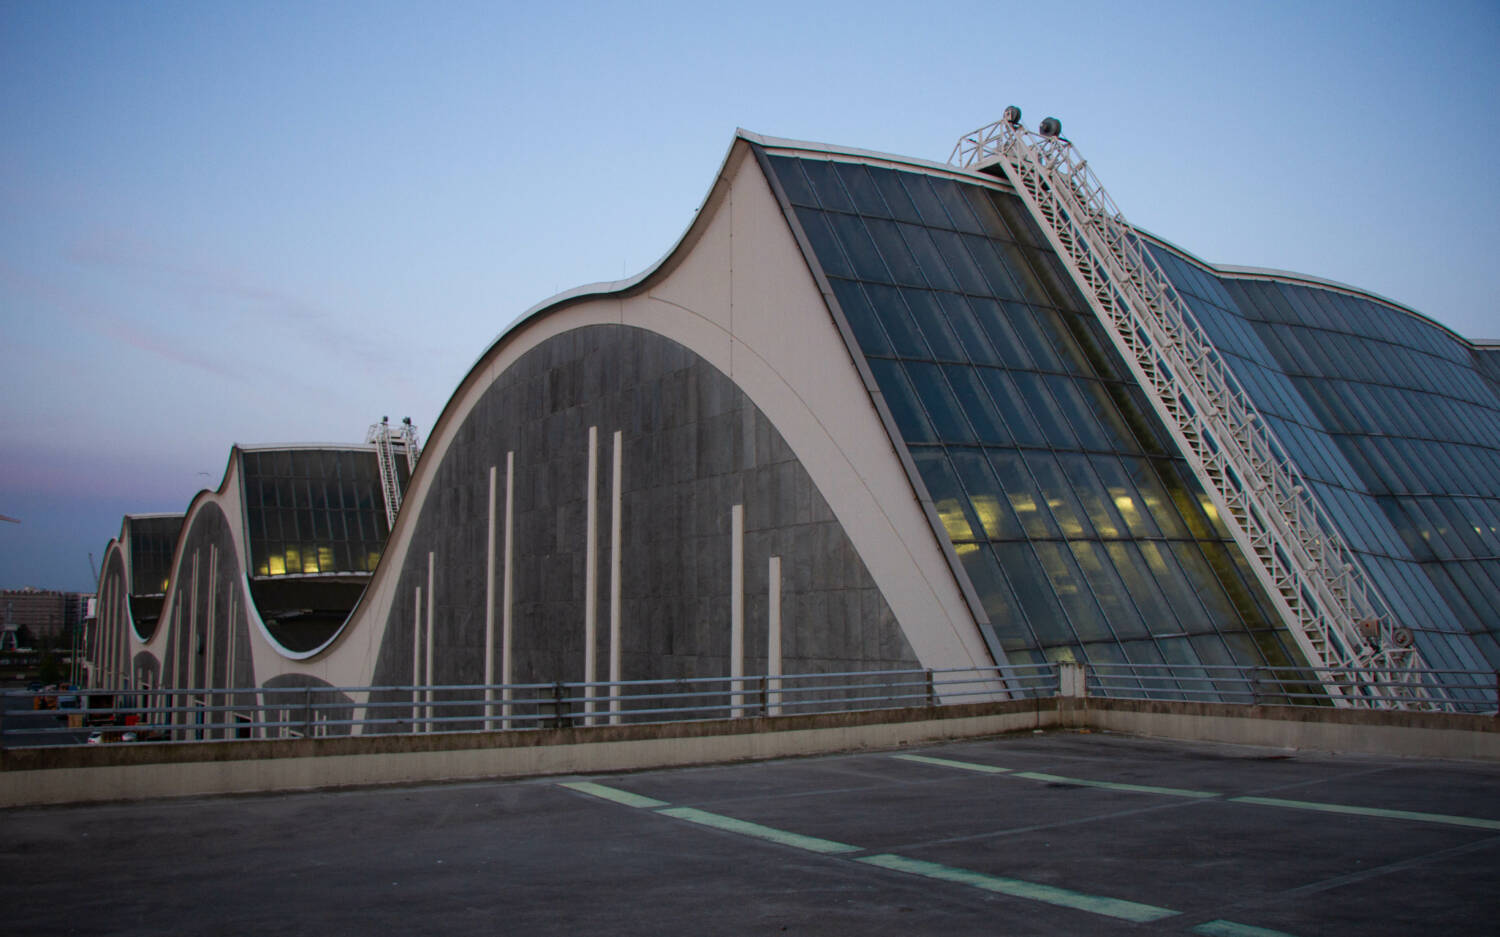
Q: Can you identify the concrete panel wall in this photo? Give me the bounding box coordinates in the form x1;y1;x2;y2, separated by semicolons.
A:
369;324;920;694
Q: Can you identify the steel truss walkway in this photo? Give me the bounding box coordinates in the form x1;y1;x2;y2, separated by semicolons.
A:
951;111;1436;708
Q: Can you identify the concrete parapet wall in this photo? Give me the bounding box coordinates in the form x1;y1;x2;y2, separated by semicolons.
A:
0;700;1056;807
5;697;1497;807
1081;698;1500;760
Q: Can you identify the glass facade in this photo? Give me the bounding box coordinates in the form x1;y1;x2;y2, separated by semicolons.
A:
239;447;395;579
1149;246;1500;671
128;514;183;596
127;514;183;641
764;152;1300;672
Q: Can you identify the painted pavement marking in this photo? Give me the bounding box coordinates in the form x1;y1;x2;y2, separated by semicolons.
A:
1229;795;1500;831
1192;919;1302;937
891;752;1013;774
1011;770;1219;799
559;778;1252;929
856;852;1178;923
657;806;861;855
558;780;667;809
899;754;1500;830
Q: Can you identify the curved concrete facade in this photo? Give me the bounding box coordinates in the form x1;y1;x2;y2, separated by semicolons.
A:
88;135;995;714
87;127;1500;716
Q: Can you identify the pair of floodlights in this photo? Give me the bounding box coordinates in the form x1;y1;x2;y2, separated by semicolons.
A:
1002;105;1062;139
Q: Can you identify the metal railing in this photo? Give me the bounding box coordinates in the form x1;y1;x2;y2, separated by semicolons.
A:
6;661;1493;749
0;664;1056;748
1085;662;1495;712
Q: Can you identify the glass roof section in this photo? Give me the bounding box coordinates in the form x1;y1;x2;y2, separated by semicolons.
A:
762;150;1302;678
126;513;183;641
239;447;396;652
127;514;183;596
239;447;394;579
1149;246;1500;671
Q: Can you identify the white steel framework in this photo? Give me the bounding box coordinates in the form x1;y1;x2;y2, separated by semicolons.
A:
951;114;1435;708
367;417;423;529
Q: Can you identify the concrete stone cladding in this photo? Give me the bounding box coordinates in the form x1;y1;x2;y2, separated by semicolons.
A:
371;323;919;690
159;501;254;692
89;549;128;677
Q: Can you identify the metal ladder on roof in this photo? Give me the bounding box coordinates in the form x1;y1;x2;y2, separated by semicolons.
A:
951;112;1438;709
367;416;420;530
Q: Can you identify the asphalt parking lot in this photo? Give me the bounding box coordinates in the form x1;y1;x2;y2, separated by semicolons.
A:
3;730;1497;936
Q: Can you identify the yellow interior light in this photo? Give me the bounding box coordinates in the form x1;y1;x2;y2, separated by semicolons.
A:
936;498;975;540
970;495;1006;538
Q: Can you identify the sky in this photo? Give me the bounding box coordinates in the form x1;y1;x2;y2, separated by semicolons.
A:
2;0;1497;592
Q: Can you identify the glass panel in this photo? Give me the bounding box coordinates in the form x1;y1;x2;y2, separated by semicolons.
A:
980;370;1047;446
1034;542;1112;642
960;545;1033;650
768;156;817;207
1069;541;1149;638
827;212;890;282
828;278;893;356
864;283;931;358
910;448;980;542
945;367;1012;445
990;451;1059;538
797;159;855;213
902;288;965;361
905;361;972;440
951;448;1022;539
994;542;1076;647
1028;453;1096;540
936;292;1001;365
831;162;891;217
793;208;852;279
868;359;935;443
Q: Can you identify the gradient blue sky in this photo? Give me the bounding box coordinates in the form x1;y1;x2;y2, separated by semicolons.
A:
2;0;1497;591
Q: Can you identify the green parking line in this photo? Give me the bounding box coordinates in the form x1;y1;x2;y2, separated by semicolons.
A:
857;853;1178;923
1230;796;1500;831
897;754;1500;831
892;753;1013;774
1012;771;1219;799
1193;919;1302;937
559;780;667;809
657;806;861;854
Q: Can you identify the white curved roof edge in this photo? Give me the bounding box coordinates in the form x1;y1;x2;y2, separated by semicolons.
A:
467;129;1013;378
123;512;184;520
744;128;1005;183
1131;229;1482;347
235;442;379;453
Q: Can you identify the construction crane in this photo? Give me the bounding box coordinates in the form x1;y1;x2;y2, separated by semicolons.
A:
951;109;1436;709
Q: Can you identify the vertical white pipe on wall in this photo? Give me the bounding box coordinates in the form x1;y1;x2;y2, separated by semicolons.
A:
485;464;497;729
503;450;515;722
206;545;218;692
609;429;623;725
188;551;200;692
585;426;599;724
426;551;436;732
411;586;422;730
731;503;745;717
768;555;782;716
205;545;218;736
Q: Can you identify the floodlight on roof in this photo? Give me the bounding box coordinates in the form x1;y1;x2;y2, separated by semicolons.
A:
1002;105;1022;125
1039;117;1062;138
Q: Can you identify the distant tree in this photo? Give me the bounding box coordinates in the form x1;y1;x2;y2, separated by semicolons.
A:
15;623;34;648
38;650;62;684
